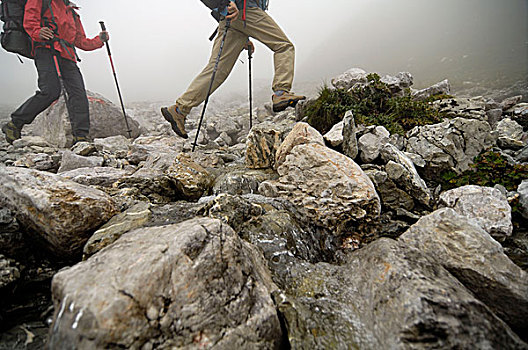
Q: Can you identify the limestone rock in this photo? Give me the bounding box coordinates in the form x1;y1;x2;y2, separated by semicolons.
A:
342;110;358;160
412;79;451;101
400;208;528;338
364;167;415;211
510;103;528;130
432;96;488;120
83;202;152;259
487;108;503;128
59;167;130;188
200;194;333;267
118;152;214;202
380;143;431;207
439;185;512;240
12;152;59;172
245;119;294;169
405;117;497;178
277;238;527;349
380;72;413;95
49;217;282;349
519;180;528;220
212;167;277;196
275;122;325;169
260;143;380;233
0;166;118;257
501;95;523;111
331;67;368;90
496;118;526;149
323;120;344;147
93;135;131;159
358;126;390;163
57;150;104;173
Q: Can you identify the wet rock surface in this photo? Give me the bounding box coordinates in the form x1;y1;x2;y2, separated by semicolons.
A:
0;70;527;348
49;217;282;349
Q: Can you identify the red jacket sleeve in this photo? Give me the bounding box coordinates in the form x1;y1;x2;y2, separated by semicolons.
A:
73;12;103;51
24;0;44;42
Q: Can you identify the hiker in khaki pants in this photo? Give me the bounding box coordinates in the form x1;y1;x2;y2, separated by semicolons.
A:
161;0;305;139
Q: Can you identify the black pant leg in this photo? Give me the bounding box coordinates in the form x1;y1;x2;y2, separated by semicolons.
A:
10;48;62;128
59;57;90;137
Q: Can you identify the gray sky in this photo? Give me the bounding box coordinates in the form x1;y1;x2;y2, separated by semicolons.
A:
1;0;527;106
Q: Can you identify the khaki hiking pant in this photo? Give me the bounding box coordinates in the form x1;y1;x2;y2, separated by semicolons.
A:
176;7;295;116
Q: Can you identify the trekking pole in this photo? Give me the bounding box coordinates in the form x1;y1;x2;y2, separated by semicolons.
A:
52;53;69;108
248;45;253;130
99;21;132;138
192;20;231;152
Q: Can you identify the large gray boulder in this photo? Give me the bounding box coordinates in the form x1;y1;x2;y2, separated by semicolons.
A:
405;117;497;178
439;185;513;240
260;142;381;233
399;208;528;339
49;217;282;349
277;238;527;349
30;91;140;148
0;166;118;257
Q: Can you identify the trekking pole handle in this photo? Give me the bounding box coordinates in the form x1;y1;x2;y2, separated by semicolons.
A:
99;21;112;57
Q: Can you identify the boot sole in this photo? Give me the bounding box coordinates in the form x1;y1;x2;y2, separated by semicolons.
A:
161;107;188;139
2;124;20;144
272;98;304;113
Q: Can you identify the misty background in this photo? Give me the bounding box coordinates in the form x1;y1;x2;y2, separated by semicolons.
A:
0;0;527;109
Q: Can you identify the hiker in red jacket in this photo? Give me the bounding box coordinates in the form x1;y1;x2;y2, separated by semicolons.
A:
1;0;108;145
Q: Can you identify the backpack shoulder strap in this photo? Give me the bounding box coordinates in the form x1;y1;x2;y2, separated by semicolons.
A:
41;0;52;15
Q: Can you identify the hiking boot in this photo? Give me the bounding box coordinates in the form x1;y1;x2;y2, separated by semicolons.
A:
72;135;90;145
1;121;22;145
272;91;306;113
161;105;188;139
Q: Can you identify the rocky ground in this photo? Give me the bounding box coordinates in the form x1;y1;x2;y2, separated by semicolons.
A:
0;69;527;349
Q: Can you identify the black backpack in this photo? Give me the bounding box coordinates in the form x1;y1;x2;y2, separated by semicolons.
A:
0;0;58;59
0;0;32;58
200;0;230;11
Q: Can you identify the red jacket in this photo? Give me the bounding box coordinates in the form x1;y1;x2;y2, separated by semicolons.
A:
24;0;103;61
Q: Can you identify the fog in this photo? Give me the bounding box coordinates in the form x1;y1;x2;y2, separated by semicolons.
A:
0;0;527;107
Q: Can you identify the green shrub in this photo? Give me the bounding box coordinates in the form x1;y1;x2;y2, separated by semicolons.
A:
304;85;355;135
440;150;528;221
440;150;528;192
304;73;445;135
